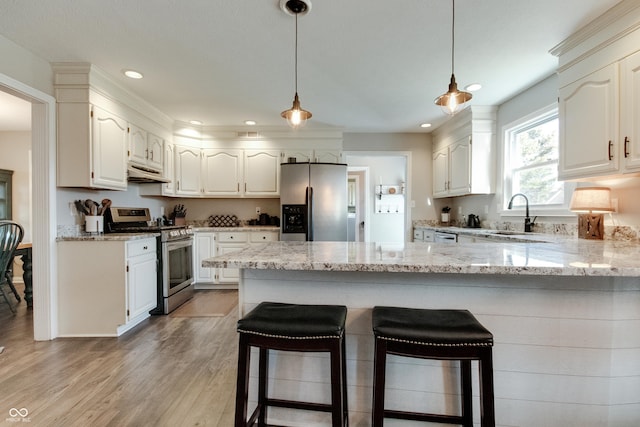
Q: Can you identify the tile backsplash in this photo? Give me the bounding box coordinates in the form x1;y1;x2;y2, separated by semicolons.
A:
412;219;640;242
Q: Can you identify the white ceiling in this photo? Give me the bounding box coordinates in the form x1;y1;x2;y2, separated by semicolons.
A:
0;0;622;133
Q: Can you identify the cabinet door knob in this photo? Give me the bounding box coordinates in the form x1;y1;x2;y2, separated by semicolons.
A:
143;245;148;250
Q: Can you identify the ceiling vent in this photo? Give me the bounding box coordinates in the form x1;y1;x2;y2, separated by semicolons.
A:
237;131;260;138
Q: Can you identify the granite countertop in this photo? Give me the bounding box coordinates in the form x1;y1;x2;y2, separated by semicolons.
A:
56;233;160;242
191;226;280;232
202;239;640;277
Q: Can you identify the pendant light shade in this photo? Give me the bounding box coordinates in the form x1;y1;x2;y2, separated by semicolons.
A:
435;0;472;115
281;0;312;129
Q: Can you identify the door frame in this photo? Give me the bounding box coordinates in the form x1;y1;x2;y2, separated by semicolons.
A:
1;72;57;340
344;151;412;243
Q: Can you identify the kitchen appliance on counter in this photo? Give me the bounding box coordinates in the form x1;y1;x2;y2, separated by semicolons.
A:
280;162;348;241
466;214;481;228
104;207;194;314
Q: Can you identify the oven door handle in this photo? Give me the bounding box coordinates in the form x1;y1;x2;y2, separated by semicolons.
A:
165;237;193;251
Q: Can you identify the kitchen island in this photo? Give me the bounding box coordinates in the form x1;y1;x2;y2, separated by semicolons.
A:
203;239;640;427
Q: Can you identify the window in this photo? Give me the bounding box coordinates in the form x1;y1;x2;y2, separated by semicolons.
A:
503;105;574;214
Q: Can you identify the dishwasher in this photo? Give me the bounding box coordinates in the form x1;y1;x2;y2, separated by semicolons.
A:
434;231;458;243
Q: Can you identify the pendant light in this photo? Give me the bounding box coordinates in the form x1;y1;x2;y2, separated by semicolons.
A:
281;0;312;128
434;0;472;115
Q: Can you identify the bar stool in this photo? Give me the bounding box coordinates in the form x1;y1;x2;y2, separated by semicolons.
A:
371;306;495;427
235;302;349;427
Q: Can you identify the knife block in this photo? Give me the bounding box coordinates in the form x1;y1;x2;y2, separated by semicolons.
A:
174;217;186;226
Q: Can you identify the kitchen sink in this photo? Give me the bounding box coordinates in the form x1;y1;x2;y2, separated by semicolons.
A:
489;230;528;236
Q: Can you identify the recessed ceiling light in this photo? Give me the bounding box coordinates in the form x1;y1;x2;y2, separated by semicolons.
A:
420;123;432;128
244;120;257;126
123;69;143;79
465;83;482;92
189;120;203;125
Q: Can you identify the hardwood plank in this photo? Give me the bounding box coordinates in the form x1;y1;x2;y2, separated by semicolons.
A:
0;288;239;426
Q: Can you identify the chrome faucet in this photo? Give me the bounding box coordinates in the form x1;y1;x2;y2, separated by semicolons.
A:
507;193;534;232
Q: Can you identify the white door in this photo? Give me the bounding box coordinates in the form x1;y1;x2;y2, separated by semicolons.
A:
202;149;242;196
146;133;164;172
244;150;280;196
194;232;215;283
91;105;128;190
621;51;640;173
559;64;619;180
127;253;157;319
175;146;201;196
448;136;471;196
128;124;148;168
432;147;449;198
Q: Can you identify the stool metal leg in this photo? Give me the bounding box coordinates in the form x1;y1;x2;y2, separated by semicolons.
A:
460;359;473;427
257;348;268;426
479;348;495;427
372;337;387;427
235;334;251;427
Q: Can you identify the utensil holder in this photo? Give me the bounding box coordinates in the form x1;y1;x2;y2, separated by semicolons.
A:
85;215;104;234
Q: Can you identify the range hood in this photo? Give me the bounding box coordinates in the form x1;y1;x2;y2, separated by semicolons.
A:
127;165;171;184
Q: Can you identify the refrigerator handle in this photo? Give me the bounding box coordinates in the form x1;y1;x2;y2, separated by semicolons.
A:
307;186;313;241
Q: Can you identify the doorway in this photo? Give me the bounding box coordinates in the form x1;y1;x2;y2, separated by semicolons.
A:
347;169;366;242
1;73;57;341
345;152;410;243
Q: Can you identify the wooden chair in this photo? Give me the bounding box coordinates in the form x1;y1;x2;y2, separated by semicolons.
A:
0;221;24;313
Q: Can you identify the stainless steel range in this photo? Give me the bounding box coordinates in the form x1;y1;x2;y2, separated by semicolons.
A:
104;207;194;314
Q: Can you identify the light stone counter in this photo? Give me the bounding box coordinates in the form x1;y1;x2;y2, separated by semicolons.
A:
191;226;279;232
203;239;640;277
205;239;640;427
56;232;160;242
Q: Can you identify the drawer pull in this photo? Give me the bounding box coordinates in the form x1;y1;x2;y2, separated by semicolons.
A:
143;245;148;250
625;136;630;158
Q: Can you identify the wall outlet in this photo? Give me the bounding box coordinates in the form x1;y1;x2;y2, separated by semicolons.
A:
256;207;261;216
484;205;489;215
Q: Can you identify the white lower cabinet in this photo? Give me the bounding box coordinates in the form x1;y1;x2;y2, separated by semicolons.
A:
57;237;158;337
126;239;158;320
193;229;279;288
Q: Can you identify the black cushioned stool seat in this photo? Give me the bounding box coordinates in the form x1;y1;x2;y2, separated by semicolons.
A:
372;306;495;427
235;302;348;426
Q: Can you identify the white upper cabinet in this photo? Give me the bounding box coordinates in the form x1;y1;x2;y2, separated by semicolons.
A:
172;147;281;198
54;64;172;190
57;103;128;190
314;149;343;163
89;105;129;190
175;145;202;196
282;150;313;163
202;149;243;196
553;3;640;180
128;124;149;168
146;133;164;172
432;147;449;198
621;51;640;172
129;125;164;173
244;150;280;196
431;106;496;199
558;64;619;180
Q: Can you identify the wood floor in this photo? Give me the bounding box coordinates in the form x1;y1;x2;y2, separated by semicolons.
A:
0;287;239;426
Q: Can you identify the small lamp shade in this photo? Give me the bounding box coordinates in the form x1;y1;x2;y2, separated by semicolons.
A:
569;187;613;212
570;187;612;240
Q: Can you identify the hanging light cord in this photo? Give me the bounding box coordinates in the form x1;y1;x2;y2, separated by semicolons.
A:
451;0;455;75
294;12;299;94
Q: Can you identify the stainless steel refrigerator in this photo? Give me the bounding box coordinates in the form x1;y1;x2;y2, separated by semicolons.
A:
280;162;348;241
